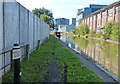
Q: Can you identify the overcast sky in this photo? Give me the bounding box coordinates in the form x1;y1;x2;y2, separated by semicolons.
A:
16;0;118;21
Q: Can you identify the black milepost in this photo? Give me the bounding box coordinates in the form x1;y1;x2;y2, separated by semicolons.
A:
12;43;21;84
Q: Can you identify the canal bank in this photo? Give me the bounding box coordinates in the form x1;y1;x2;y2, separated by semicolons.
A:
59;36;119;82
2;35;105;83
62;32;120;44
79;35;120;44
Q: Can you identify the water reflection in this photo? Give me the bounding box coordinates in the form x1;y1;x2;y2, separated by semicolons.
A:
60;36;119;78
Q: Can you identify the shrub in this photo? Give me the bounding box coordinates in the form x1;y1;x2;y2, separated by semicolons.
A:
79;24;89;36
110;22;119;41
79;25;84;35
100;35;104;39
95;32;103;38
84;24;89;35
104;21;114;39
89;29;95;37
73;27;79;35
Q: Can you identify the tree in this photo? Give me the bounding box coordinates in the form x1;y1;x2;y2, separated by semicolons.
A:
111;22;119;41
104;21;113;39
32;7;53;18
40;14;48;23
32;7;55;29
79;24;89;35
83;24;89;35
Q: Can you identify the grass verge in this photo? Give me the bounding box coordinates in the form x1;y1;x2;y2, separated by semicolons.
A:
54;36;104;82
2;36;54;83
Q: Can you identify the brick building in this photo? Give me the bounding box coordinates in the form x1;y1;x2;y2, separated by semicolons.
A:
76;4;107;27
78;1;120;32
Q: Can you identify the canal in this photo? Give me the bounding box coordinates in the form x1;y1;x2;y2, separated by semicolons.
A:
60;36;119;79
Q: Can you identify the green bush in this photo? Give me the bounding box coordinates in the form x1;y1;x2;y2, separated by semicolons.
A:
79;24;89;35
73;21;119;42
100;35;104;39
95;32;103;38
79;25;84;35
110;22;119;41
84;24;89;35
103;21;119;41
103;21;119;40
89;29;95;37
73;27;79;35
104;21;113;37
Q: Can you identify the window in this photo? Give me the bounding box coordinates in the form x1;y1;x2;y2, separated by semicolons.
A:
85;19;86;23
116;7;120;15
87;18;89;22
102;13;106;18
108;10;113;16
90;17;92;21
97;14;101;19
93;16;96;21
83;20;84;23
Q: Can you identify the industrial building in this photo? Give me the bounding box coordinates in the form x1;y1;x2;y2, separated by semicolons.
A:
55;18;69;30
78;1;120;32
76;4;107;26
60;18;76;33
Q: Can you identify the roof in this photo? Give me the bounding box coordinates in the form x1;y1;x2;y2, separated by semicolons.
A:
77;1;120;21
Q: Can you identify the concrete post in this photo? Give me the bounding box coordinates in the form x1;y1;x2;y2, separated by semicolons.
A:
26;44;29;57
37;40;40;49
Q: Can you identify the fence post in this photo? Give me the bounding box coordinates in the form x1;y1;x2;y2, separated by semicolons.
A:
26;44;29;58
11;50;13;70
37;40;40;49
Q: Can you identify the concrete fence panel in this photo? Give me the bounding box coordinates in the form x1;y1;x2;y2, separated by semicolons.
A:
43;22;45;41
4;2;19;49
40;20;43;43
20;5;28;45
0;0;50;77
40;19;42;44
38;18;40;40
34;16;38;48
0;0;3;77
29;12;34;51
4;2;19;72
20;5;28;57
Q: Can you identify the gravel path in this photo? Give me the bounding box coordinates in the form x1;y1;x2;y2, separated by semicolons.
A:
47;59;61;82
45;38;62;82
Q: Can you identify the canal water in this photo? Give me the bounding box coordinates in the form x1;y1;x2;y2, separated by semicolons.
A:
60;36;119;79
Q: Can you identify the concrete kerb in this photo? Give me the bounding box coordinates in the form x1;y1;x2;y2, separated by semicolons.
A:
58;40;119;83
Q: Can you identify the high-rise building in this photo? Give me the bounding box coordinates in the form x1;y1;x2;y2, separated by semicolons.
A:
72;18;76;26
76;4;107;22
55;18;69;30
